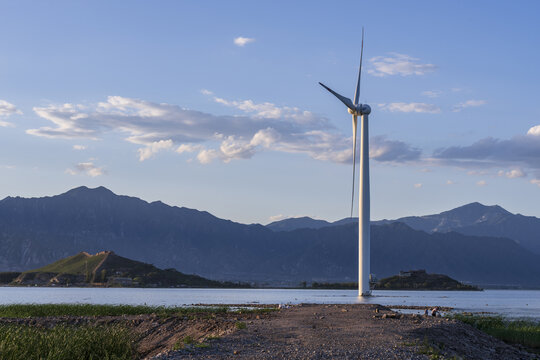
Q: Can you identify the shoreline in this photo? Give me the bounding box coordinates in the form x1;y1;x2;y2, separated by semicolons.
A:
0;303;537;359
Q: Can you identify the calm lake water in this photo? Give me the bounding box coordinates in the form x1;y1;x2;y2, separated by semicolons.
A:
0;288;539;319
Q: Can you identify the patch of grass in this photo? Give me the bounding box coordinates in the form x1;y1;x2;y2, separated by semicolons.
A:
417;337;443;359
194;342;210;348
235;307;278;314
402;340;418;347
0;304;230;318
235;321;246;329
452;314;540;350
0;323;133;360
206;335;221;341
27;252;107;275
183;335;195;345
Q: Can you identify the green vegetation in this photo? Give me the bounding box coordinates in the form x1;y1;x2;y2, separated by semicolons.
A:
373;270;480;291
0;304;233;318
452;314;540;350
28;252;107;275
0;324;133;360
11;251;250;288
0;304;277;318
172;336;203;351
182;335;195;345
417;337;443;360
235;321;246;329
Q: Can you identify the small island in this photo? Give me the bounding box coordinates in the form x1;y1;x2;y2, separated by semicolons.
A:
0;251;249;288
373;270;481;291
302;270;480;290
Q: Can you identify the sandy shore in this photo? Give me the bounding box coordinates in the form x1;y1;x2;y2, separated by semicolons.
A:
151;304;537;360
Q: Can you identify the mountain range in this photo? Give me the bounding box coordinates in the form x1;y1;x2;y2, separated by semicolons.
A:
269;202;540;255
1;186;539;287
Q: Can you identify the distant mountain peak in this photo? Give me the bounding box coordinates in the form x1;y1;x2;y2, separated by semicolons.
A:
63;186;115;196
441;202;511;219
266;216;332;232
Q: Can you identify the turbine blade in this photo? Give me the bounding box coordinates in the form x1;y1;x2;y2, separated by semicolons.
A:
354;27;364;106
319;82;355;111
351;115;358;218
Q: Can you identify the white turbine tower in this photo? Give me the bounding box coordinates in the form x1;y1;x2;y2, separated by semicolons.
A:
319;29;372;296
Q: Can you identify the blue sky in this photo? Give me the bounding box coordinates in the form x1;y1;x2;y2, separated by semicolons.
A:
1;1;540;224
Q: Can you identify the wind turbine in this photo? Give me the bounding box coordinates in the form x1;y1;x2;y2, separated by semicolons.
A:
319;29;372;296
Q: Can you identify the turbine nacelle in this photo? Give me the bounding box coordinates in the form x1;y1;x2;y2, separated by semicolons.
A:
348;104;371;116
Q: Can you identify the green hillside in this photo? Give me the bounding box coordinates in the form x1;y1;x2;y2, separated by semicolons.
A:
12;251;244;288
28;252;107;275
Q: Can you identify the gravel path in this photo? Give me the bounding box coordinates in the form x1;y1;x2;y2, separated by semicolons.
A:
151;304;537;360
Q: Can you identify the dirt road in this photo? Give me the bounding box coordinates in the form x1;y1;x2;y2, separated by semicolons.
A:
152;304;536;360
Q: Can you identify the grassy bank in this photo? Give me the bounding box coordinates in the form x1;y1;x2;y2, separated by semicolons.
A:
453;314;540;350
0;304;276;359
0;303;232;317
0;324;133;360
0;303;276;318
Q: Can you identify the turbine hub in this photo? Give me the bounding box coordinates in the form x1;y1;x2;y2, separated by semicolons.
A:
360;104;371;115
348;104;371;116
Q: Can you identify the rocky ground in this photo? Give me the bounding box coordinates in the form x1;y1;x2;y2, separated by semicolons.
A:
150;304;537;360
2;304;537;359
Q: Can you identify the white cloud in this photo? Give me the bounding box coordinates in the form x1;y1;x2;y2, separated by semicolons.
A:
370;136;421;162
0;100;22;127
214;97;285;119
268;214;287;222
422;90;442;98
213;97;325;126
66;161;105;177
498;168;526;179
451;100;487;112
476;180;487;186
233;36;255;47
467;170;488;176
414;183;422;188
446;180;455;185
0;120;14;127
527;125;540;136
434;129;540;172
73;145;86;150
26;95;420;165
200;89;213;95
531;179;540;187
379;102;441;114
176;143;203;154
137;139;174;161
368;53;436;77
197;149;220;164
27;103;96;139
